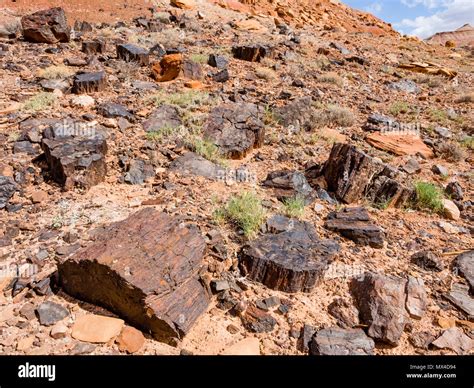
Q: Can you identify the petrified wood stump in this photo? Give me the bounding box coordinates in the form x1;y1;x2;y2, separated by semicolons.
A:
58;208;210;345
239;222;340;293
72;71;107;94
82;40;106;55
116;43;149;66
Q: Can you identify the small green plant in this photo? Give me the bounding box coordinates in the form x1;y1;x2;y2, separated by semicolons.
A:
190;53;208;64
38;65;75;79
221;192;266;238
460;136;474;150
412;181;444;213
22;92;56;112
151;90;211;109
282;196;305;218
146;124;180;143
264;105;278;126
389;101;411;116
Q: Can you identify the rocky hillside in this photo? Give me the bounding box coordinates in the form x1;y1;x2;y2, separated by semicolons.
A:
0;0;473;356
427;24;474;48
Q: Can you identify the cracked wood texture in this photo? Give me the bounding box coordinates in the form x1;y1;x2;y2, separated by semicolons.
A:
58;208;210;345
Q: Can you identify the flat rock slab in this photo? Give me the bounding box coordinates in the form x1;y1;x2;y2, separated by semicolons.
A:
445;283;474;316
59;208;210;345
405;276;428;319
350;272;407;345
239;222;340;293
142;105;182;133
203;103;264;159
455;251;474;294
73;71;107;94
21;7;70;43
322;143;412;207
366;133;434;158
36;301;69;326
275;96;315;131
431;327;473;355
325;207;385;248
116;44;149;66
169;152;224;179
310;327;375;355
72;314;124;343
262;170;316;205
42;136;107;190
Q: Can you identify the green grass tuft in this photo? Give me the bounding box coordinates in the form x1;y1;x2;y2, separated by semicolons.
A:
412;181;444;213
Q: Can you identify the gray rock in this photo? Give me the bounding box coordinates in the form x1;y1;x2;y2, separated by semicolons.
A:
446;181;464;201
351;272;407;345
455;250;473;293
116;43;149;66
445;283;474;316
97;103;134;122
40;79;70;93
411;250;444;272
325;207;385;248
208;54;228;69
434;126;451;138
431;328;473;354
262;170;316;205
403;158;421;174
0;176;17;209
432;164;448;176
123;159;155;185
409;331;435;350
405;276;428;319
275;96;315;132
330;42;350;55
388;79;420;94
143;105;182;133
169;152;223;179
310;327;375;355
298;324;316;353
327;298;359;328
36;301;69;326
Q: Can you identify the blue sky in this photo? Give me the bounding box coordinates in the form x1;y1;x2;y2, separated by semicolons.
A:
343;0;474;38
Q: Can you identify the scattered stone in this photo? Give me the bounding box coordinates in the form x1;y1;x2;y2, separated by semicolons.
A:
19;303;36;320
241;305;277;333
97;103;134;121
409;331;435;350
325;207;385;248
405;276;428;319
13;141;40;155
70;342;96;355
434;126;451;138
330;42;350;54
275;96;315;131
59;208;210;344
64;57;88;67
183;60;203;80
232;45;274;62
388;79;420;94
31;190;48;204
327;298;359;328
445;283;474;316
82;40;106;55
169;152;223;179
21;7;70;44
50;322;68;339
362;113;397;132
410;250;444;272
350;272;407;345
152;54;183;82
403;158;421;174
455;251;473;293
211;280;230;293
116;326;145;354
123;159;155;185
298;324;316;353
72;314;124;343
310;327;375;355
203;103;264;159
212;69;230;82
36;301;69;326
366;132;433;158
263;170;316;205
71;95;95;108
40;79;70;93
143;105;182;133
0;12;21;38
117;44;150;66
264;215;295;234
442;199;460;221
73;71;107;94
0;176;17;209
208;54;228;69
17;336;35;352
431;327;473;354
321;143;412;207
432;164;448;176
220;337;260;355
42;134;107;190
445;181;463;201
239;221;339;293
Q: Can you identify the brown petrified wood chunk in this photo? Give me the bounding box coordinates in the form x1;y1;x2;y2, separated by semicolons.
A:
72;71;107;94
239;221;340;293
232;45;274;62
116;43;150;66
82;40;106;55
325;207;385;248
58;208;210;345
151;54;183;82
21;7;70;44
321;143;412;207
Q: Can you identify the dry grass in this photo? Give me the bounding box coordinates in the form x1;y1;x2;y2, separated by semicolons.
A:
37;65;75;80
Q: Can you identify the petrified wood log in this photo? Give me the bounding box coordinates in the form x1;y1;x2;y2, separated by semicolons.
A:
325;207;385;248
72;71;107;94
321;143;412;207
21;7;70;44
232;45;274;62
116;43;149;66
58;208;209;345
82;40;106;55
239;221;340;293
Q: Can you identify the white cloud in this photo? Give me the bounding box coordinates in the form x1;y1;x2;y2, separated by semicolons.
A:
365;2;382;14
400;0;443;8
396;0;474;38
